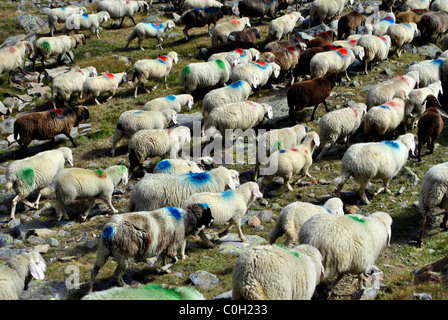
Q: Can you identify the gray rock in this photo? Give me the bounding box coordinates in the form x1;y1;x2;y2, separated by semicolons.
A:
0;117;16;135
413;293;432;300
16;14;48;33
47;237;60;247
0;233;14;248
417;43;442;59
27;235;47;245
214;290;232;300
188;270;220;290
401;166;420;186
19;280;78;300
216;233;267;255
257;210;273;223
0;102;11;116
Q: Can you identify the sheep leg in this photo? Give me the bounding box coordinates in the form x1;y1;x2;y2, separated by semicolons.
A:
234;220;246;242
164;75;169;90
33;192;43;209
417;215;427;247
374;179;392;197
218;222;233;238
198;229;215;248
345;70;351;82
417;141;423;162
119;17;125;28
359;181;371;205
310;103;320;121
64;133;77;148
9;195;20;219
284;173;294;191
260;175;274;193
334;170;352;198
440;212;448;231
106;90;116;102
183;28;189;41
79;200;96;222
129;16;137;26
55;201;69;221
180;240;188;260
113;263;130;288
138;37;145;50
18;66;29;76
104;195;119;214
320;274;345;299
158;256;178;274
151;81;160;91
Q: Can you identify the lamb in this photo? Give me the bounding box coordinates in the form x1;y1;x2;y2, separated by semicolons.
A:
259;46;300;82
127;126;191;173
309;47;358;81
417;161;448;247
232;244;324;300
132;51;178;97
260;131;320;193
316;102;367;160
229;60;281;95
109;109;178;157
13;106;90;154
287;71;339;121
402;0;431;11
396;8;430;24
386;22;419;57
88;203;213;292
82;72;128;105
372;13;395;36
142;94;193;112
418;11;448;43
299;211;392;297
180;54;240;93
153;156;215;174
0;41;33;84
238;0;289;25
127;166;240;212
406;58;445;88
355;34;391;74
51;66;97;108
416;94;444;162
0;251;46;300
334;133;416;204
337;10;366;40
306;30;335;48
125;20;176;50
211;17;251;47
5;147;73;219
63;11;111;39
308;0;353;29
30;34;86;70
267;12;304;41
182;182;263;246
180;0;224;11
41;165;128;222
96;0;149;28
228;27;261;44
42;6;87;37
269;197;344;248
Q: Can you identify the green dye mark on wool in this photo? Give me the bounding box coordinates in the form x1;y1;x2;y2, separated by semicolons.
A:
274;140;282;151
348;215;366;224
95;169;107;178
41;41;51;52
19;167;34;189
181;65;190;76
140;284;183;300
215;59;226;70
275;244;300;259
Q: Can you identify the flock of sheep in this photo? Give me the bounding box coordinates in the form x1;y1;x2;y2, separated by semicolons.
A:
1;0;448;301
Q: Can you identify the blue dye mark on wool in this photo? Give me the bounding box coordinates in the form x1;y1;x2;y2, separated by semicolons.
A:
167;207;182;221
82;13;89;18
149;23;164;29
279;149;287;153
431;59;444;66
229;80;243;89
166;95;176;101
133;110;143;114
102;226;115;239
383;140;400;150
379;104;390;110
186;172;212;185
199;202;210;209
221;190;235;199
61;7;66;11
383;16;394;23
155;160;172;172
320;206;332;214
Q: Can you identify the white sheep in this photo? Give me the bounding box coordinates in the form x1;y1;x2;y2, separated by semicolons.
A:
232;244;324;300
355;34;391;75
230;60;281;95
0;41;33;84
269;197;344;248
128;166;240;212
0;251;46;300
63;11;111;39
142;94;193;112
372;13;396;36
125;20;176;50
82;72;128;105
260;131;320;193
153;156;215;174
180;0;223;11
182;182;263;247
4;147;73;219
132;51;178;97
42;6;87;37
406;57;445;88
308;0;353;29
51;66;98;108
268;12;304;41
180;54;240;94
207;48;260;64
299;211;392;296
109;109;178;157
211;17;251;47
402;0;431;11
309;47;359;81
41;165;128;222
334;133;416;205
96;0;149;27
127;126;191;173
386;22;419;57
316;102;367;161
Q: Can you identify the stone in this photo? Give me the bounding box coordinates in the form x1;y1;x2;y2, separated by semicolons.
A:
0;233;14;248
27;228;58;239
214;290;232;300
0;102;11;117
19;280;78;300
33;243;50;253
0;117;16;135
216;233;267;255
47;237;60;247
188;270;219;290
257;210;273;223
16;14;49;33
401;166;420;186
247;215;261;227
413;293;432;300
27;235;47;245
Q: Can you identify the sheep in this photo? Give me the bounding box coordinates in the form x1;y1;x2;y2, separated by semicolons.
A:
88;203;213;292
127;126;191;173
365;70;419;108
254;124;307;180
334;133;416;205
306;30;336;48
431;0;448;11
416;94;444;162
288;71;339;121
180;0;224;11
316;102;368;160
269;197;344;248
232;244;324;300
308;0;353;29
180;54;240;94
293;44;342;79
41;165;128;222
82;283;205;300
402;0;431;11
259;46;300;82
264;35;307;52
238;0;289;25
0;251;46;300
142;94;193;112
125;20;176;50
211;17;251;47
267;12;304;41
372;13;395;36
229;60;281;95
396;8;430;24
337;11;366;40
30;34;86;70
51;66;97;108
42;6;87;37
127;166;240;212
5;147;73;219
63;11;111;39
260;131;320;193
153;156;215;174
363;89;409;141
0;41;33;84
208;48;260;64
386;22;419;57
82;72;128;105
298;211;392;297
96;0;149;28
417;161;448;247
355;34;391;75
309;47;358;81
418;11;448;43
406;58;445;88
228;27;261;44
132;51;178;97
109;109;178;157
13;106;90;155
201;40;258;60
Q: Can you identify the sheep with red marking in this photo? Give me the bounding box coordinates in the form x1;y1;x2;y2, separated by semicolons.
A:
293;44;342;80
372;13;395;37
309;47;360;81
228;27;261;44
82;72;128;105
267;12;304;41
355;34;391;75
230;60;281;95
238;0;289;25
211;17;251;47
337;11;366;40
259;46;300;82
418;11;448;43
306;30;335;48
208;48;260;64
200;40;257;60
0;41;32;84
417;94;444;162
396;8;429;24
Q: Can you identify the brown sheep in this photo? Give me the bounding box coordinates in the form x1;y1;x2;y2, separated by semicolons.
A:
417;95;444;162
396;8;430;24
287;71;339;121
13;106;90;154
306;30;335;48
418;11;448;43
259;46;300;82
228;27;261;44
264;35;307;52
337;11;365;40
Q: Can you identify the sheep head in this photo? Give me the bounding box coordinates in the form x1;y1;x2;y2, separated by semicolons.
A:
221;5;234;16
73;106;90;125
186;203;214;235
227;169;240;190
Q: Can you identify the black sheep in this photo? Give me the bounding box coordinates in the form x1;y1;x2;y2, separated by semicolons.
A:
238;0;289;24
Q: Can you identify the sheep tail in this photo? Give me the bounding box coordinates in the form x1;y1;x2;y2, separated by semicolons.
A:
268;223;284;245
4;181;13;192
238;282;270;300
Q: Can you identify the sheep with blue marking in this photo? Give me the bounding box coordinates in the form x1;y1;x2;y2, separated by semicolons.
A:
128;166;240;212
88;203;213;292
82;72;128;105
142;94;193;112
153;157;215;174
230;60;281;95
207;48;260;64
334;133;416;205
406;57;445;88
386;22;419;57
63;11;110;39
211;17;251;47
372;13;395;36
42;6;87;37
309;47;360;81
96;0;149;28
267;12;304;41
125;20;176;50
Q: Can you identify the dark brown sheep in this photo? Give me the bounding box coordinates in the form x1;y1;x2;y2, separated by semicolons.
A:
396;8;430;24
14;106;90;154
228;27;261;44
418;11;448;43
306;30;335;48
200;40;258;60
238;0;289;24
293;44;342;79
417;95;444;162
259;46;300;82
264;35;307;52
287;71;339;121
337;11;365;40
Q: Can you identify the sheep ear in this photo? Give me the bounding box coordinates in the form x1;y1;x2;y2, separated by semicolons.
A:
172;114;178;124
122;172;129;185
29;261;45;281
188;99;193;109
267;108;273;119
313;134;320;147
274;68;280;78
252;75;259;89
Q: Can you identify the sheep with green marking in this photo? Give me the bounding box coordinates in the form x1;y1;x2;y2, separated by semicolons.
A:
4;147;73;219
